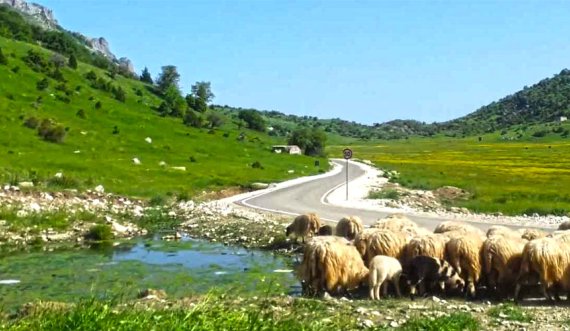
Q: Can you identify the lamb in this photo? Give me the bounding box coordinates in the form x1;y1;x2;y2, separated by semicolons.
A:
445;235;484;298
317;225;334;236
286;213;322;243
336;216;363;240
404;255;464;299
482;235;526;298
403;233;449;264
373;214;418;232
434;221;485;237
368;255;403;300
354;228;409;265
515;237;570;302
298;236;368;296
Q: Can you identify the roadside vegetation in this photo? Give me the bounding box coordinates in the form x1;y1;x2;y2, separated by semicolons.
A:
339;137;570;216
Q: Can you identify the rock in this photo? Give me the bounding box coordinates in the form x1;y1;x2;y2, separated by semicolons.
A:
73;150;81;154
287;170;295;174
132;158;141;165
360;319;374;328
250;182;269;190
118;57;135;75
109;221;128;235
390;321;399;328
0;0;59;29
19;181;34;188
171;166;186;171
144;137;152;144
94;185;105;193
159;161;166;167
88;37;116;60
54;172;63;178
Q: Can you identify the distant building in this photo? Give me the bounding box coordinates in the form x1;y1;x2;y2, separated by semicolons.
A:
272;145;302;155
560;116;568;122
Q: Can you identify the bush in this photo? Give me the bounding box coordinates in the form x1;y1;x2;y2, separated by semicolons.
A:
183;110;204;128
112;86;126;102
532;130;548;138
251;161;263;169
85;70;97;81
37;119;66;143
288;127;327;156
0;47;7;65
85;224;113;241
36;78;49;91
95;101;102;109
76;109;86;119
238;109;265;131
11;66;19;73
23;116;40;129
368;189;402;200
47;175;80;189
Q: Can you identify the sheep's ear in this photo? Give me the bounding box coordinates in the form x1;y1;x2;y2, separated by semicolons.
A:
441;266;449;274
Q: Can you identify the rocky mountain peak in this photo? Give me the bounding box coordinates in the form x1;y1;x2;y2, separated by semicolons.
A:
0;0;58;29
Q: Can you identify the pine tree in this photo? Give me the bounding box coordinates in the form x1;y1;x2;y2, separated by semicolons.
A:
0;47;8;65
68;54;78;69
140;66;153;84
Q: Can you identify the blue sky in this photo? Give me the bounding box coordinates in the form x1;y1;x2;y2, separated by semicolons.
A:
40;0;570;124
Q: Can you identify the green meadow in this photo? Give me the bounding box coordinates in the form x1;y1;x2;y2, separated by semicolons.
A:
338;136;570;216
0;37;327;198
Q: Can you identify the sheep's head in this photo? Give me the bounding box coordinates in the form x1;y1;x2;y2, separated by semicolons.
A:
285;224;293;237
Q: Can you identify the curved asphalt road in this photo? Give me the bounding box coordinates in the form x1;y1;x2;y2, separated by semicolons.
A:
236;160;544;232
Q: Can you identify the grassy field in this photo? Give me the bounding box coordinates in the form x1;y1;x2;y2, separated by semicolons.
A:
336;135;570;216
0;37;327;199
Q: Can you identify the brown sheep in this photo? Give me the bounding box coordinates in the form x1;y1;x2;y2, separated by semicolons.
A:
286;213;321;243
298;236;368;296
336;216;364;240
318;225;334;236
518;228;547;241
403;233;450;264
355;228;409;265
434;221;485;238
446;235;484;298
515;237;570;302
482;235;526;298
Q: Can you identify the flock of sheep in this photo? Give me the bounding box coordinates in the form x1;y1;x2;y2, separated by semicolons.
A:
286;213;570;302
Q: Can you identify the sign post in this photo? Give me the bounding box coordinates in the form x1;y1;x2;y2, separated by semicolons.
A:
342;148;353;200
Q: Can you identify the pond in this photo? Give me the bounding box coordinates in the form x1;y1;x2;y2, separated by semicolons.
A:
0;237;300;312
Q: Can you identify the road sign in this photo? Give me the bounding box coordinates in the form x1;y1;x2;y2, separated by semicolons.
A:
343;148;353;160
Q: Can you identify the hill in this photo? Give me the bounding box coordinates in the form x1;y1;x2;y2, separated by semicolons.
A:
0;34;326;198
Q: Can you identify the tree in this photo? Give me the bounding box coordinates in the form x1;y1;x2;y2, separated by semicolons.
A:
36;78;49;91
288;127;327;156
207;112;224;128
50;53;66;69
191;81;214;103
68;53;77;69
163;85;186;117
0;47;7;65
140;66;153;84
183;110;204;128
156;65;180;94
238;109;266;132
113;86;126;103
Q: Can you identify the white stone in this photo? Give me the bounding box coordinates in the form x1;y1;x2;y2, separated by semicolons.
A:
287;170;294;174
132;158;141;165
171;166;186;171
54;172;63;178
145;137;152;144
74;150;81;154
19;181;34;188
159;161;166;167
94;185;105;193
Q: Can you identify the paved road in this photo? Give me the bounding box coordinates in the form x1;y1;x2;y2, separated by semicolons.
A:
236;160;541;232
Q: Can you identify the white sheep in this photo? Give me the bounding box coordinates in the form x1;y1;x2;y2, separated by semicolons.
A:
368;255;403;300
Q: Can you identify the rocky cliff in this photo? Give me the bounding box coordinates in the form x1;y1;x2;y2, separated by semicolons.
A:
0;0;58;29
0;0;136;74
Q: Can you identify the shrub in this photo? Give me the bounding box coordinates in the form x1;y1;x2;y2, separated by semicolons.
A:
76;109;86;119
368;189;402;200
95;101;102;109
251;161;263;169
189;156;197;163
49;68;65;82
85;224;113;241
85;70;97;81
37;119;66;143
112;126;119;134
36;78;49;91
11;65;19;73
0;47;7;65
238;109;265;131
149;195;166;206
47;175;80;189
183;110;204;128
532;130;548;138
23;116;39;129
112;86;126;102
488;303;532;323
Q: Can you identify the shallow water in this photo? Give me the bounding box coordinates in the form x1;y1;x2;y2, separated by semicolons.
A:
0;237;299;311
